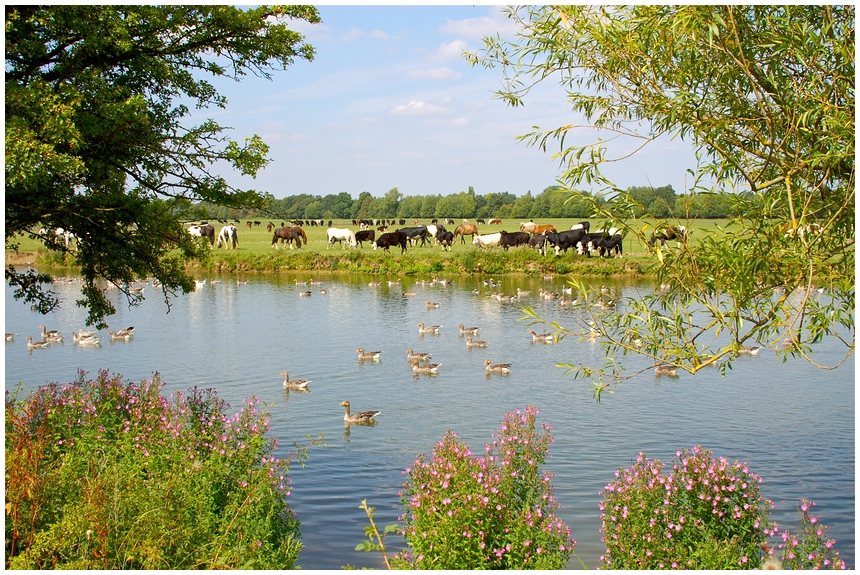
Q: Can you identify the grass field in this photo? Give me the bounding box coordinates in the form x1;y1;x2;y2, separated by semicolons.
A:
7;218;733;278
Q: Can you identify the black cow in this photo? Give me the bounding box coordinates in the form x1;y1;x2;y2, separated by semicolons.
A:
354;229;375;248
437;230;454;251
396;225;431;247
528;233;548;256
499;230;530;251
373;231;408;253
476;218;486;224
578;232;607;256
545;229;587;256
595;234;623;257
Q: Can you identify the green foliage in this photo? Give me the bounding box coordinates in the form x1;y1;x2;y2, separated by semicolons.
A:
469;5;855;388
396;406;576;569
5;371;316;569
5;6;321;328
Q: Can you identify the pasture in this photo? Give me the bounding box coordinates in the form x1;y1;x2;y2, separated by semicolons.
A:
8;218;733;278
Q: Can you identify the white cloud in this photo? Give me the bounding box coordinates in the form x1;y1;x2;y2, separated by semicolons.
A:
390;100;448;116
406;67;462;81
439;12;518;39
432;39;471;61
341;27;390;42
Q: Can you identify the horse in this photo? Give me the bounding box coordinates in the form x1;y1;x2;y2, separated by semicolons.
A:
216;225;239;249
271;227;303;249
327;227;357;249
647;225;687;248
187;224;215;246
453;223;479;244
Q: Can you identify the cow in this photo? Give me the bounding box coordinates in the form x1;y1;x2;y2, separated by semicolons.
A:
520;221;537;233
570;221;590;232
471;232;502;248
545;228;587;256
396;225;431;247
453;223;479;244
595;234;623;257
579;228;621;256
647;225;687;248
373;231;408;253
354;229;375;248
437;230;454;251
499;230;530;251
528;233;549;255
488;218;502;225
476;218;486;224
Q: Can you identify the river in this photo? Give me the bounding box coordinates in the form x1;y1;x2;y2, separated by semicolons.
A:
4;272;854;569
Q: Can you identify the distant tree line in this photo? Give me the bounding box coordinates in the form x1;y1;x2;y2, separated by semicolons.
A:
186;184;742;222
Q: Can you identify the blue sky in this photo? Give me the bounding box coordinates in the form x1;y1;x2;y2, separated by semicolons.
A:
211;6;697;200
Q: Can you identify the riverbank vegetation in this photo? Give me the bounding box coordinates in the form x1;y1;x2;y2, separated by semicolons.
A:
8;376;847;570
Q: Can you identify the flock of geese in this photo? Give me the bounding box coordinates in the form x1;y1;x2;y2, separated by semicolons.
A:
8;325;135;350
281;286;565;423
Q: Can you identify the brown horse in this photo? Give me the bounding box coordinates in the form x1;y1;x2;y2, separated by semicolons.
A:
453;223;479;244
271;227;304;249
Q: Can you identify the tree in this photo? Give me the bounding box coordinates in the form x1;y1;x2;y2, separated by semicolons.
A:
5;6;321;328
469;6;854;397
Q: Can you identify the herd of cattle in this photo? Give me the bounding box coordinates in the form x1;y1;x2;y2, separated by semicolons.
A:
185;219;688;257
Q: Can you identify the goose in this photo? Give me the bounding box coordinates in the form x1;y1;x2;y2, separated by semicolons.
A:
528;329;554;343
78;329;97;339
356;348;383;360
5;333;15;342
387;280;401;286
111;326;135;338
417;322;441;335
194;279;207;289
458;324;480;336
516;288;531;298
72;332;100;345
368;281;381;287
404;291;416;297
294;279;310;286
299;290;312;296
411;359;441;374
320;289;327;295
280;371;311;390
340;400;380;424
76;336;102;346
465;336;488;349
39;325;60;341
108;330;133;341
425;301;440;309
653;364;678;376
485;359;511;374
26;336;51;349
237;279;248;285
406;348;432;362
45;333;64;343
432;277;453;286
738;346;760;355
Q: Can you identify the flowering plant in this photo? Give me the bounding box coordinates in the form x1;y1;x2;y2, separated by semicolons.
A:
763;499;847;570
396;405;575;569
599;446;771;569
5;370;308;569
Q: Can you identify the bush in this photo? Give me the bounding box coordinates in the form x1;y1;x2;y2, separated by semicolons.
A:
599;446;770;569
396;406;575;569
5;370;303;569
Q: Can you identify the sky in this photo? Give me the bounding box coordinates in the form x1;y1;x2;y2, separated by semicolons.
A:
209;5;699;200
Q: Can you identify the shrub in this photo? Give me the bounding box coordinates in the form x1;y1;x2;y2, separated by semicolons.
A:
396;406;575;569
599;446;771;569
5;370;304;569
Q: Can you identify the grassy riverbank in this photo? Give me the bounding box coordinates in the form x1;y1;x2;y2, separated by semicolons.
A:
8;218;731;278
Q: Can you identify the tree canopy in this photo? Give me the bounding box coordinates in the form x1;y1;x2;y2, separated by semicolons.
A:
5;5;321;327
468;5;854;395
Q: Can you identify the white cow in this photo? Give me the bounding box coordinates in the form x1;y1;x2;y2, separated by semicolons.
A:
471;232;502;248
